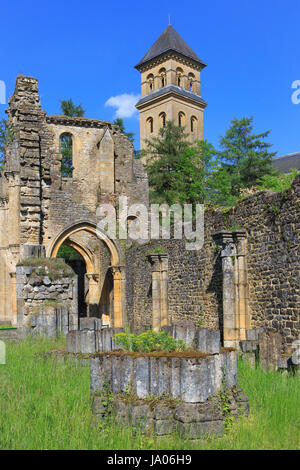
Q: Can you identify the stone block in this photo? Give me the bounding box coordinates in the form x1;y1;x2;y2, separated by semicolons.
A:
120;355;134;392
196;328;220;354
80;317;102;331
180;357;210;403
134;357;150;398
246;328;264;341
222;350;238;387
258;331;283;370
177;420;224;439
154;419;175;435
66;330;81;353
239;340;258;353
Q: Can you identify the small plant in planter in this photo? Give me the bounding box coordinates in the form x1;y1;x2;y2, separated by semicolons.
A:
113;329;186;353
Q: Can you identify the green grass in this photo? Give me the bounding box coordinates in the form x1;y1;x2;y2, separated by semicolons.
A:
0;337;299;450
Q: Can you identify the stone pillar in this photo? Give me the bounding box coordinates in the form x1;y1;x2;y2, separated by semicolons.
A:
213;230;249;348
147;254;169;331
110;266;126;329
9;272;17;327
213;231;237;348
233;230;249;341
85;273;99;317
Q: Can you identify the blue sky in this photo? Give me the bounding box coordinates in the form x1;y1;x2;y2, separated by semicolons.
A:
0;0;299;155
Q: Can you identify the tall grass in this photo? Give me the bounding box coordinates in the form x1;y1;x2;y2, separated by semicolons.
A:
0;337;299;450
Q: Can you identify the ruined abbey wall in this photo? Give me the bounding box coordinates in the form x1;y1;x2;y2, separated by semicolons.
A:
126;175;300;351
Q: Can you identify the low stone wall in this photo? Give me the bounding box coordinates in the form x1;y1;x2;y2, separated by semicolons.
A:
66;327;124;354
92;388;249;438
90;350;237;402
240;328;299;372
90;349;249;438
163;323;220;354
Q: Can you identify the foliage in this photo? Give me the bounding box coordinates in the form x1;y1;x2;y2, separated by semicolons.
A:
257;169;298;192
0;119;14;170
57;244;83;261
0;338;299;449
59;98;85;117
113;117;135;144
144;121;206;206
217;116;277;197
113;329;186;353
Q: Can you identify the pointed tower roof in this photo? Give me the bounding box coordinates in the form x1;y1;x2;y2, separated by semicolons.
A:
135;25;206;70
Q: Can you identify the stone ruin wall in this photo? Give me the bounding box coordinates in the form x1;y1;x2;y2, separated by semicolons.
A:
0;75;148;325
126;175;300;351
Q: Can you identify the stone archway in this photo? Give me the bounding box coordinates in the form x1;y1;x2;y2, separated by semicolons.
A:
47;221;125;328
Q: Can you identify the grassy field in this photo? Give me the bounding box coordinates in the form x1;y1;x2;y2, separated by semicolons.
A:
0;337;299;450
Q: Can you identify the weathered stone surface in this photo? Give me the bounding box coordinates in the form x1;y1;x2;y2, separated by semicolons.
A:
258;331;283;370
197;328;220;354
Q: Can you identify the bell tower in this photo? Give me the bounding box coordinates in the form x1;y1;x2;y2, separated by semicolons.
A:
135;25;207;156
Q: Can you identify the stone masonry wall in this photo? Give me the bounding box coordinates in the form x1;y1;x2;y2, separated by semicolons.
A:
126;175;300;351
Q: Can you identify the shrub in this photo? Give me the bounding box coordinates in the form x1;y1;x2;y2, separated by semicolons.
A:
113;329;186;353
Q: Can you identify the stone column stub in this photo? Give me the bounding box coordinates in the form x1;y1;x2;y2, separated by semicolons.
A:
110;265;126;329
147;253;169;331
213;230;249;347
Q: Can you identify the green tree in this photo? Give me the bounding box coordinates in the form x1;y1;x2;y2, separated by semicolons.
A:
217;116;277;197
59;99;85;117
144;121;206;205
0;119;13;170
113;117;135;144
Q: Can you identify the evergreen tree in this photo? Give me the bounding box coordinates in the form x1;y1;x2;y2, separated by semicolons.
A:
59;98;85;117
113;117;135;144
144;121;206;205
217;116;277;196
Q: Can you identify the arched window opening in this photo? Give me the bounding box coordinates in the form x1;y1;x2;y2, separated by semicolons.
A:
147;117;154;134
176;67;183;88
191;116;197;133
159;112;166;128
147;74;154;93
60;133;73;177
178;112;185;128
188;73;195;92
159;68;166;88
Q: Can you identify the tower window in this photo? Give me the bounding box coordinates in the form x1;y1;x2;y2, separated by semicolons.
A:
147;74;154;94
60;133;73;177
188;73;195;92
176;67;183;88
159;112;166;128
191;116;197;133
147;117;153;134
178;112;185;128
159;68;166;88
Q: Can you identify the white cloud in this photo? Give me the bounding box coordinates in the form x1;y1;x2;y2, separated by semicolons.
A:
105;93;140;118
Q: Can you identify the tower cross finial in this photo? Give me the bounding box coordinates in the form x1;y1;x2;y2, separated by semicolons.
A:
168;14;171;25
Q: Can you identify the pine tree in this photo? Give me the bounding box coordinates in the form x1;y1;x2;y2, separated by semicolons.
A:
59;99;85;117
144;121;206;205
113;118;135;144
218;116;277;196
